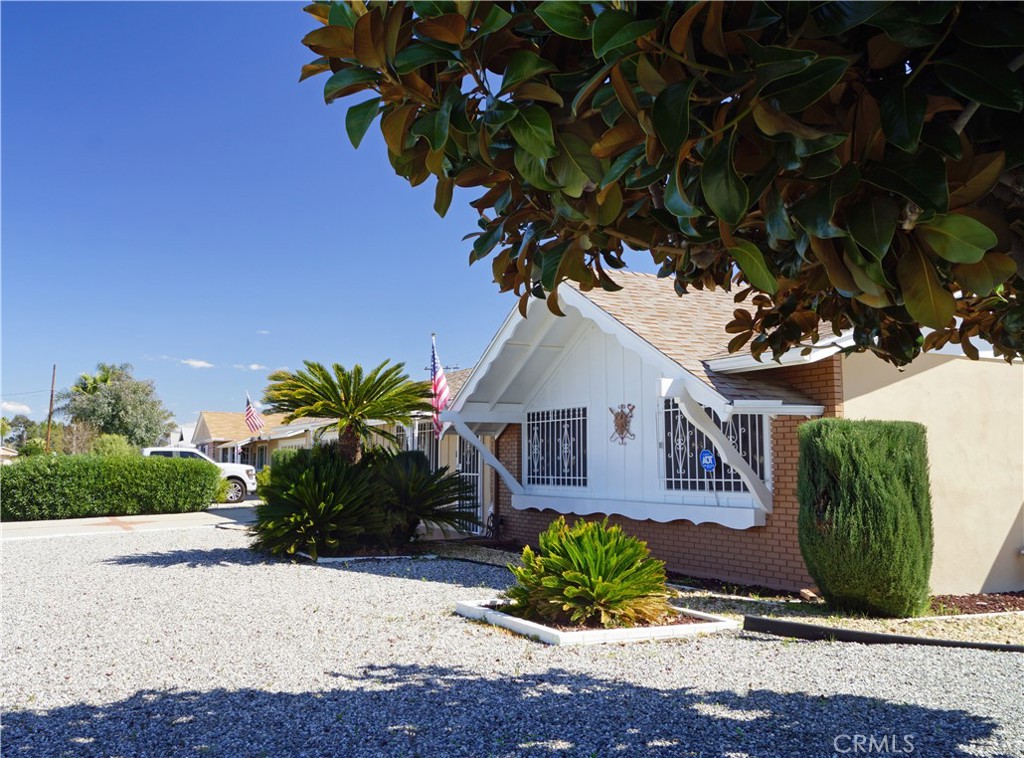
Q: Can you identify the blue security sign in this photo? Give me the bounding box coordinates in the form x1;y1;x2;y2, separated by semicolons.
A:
699;449;716;472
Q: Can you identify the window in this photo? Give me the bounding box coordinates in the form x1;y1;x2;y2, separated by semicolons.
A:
526;407;587;487
256;445;267;470
179;451;202;459
663;400;767;493
149;450;173;458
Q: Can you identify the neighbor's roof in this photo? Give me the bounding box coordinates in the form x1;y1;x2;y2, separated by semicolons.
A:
447;368;473;400
572;272;815;405
193;411;288;443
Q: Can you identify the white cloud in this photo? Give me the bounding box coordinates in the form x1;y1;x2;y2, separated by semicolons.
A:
180;359;214;369
257;330;271;335
1;401;32;414
233;363;268;371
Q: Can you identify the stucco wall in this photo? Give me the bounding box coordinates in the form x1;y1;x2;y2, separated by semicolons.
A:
842;353;1024;593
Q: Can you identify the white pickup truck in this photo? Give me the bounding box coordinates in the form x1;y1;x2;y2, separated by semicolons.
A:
142;447;257;503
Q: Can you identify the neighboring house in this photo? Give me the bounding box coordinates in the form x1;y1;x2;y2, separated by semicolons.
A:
192;411;288;466
443;272;1023;594
0;445;19;465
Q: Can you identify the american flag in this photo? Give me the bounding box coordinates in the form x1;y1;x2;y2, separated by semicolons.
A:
244;393;265;434
431;334;450;439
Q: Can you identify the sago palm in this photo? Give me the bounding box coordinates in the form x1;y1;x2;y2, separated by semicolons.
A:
262;360;431;463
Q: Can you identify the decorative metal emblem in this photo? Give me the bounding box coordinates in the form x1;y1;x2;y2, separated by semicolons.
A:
609;403;636;445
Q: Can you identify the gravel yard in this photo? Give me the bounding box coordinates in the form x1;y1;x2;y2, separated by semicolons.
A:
3;527;1022;757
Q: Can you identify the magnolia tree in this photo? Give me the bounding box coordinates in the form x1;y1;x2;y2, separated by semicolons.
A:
301;1;1023;365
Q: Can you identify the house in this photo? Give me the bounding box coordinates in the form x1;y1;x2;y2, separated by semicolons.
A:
192;411;288;467
443;272;1023;594
0;445;19;465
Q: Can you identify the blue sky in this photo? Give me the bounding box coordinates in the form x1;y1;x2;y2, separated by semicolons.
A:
1;1;532;426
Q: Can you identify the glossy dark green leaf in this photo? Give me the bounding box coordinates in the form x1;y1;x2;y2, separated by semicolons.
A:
514;147;561;191
897;242;955;328
540;242;570;290
729;240;778;295
651;80;696;154
508;106;557;159
802;152;842;179
664;170;700;218
536;1;591;39
954;10;1024;48
763;58;849;112
934;53;1024;112
500;51;557;94
812;1;890;34
328;1;358;28
599;145;645;188
764;186;795;242
477;5;513;35
847;196;899;261
701;135;748;226
920;122;962;159
954;253;1018;296
393;44;453;74
881;86;926;153
916;214;997;264
743;37;817;89
550;155;588;198
864;148;948;213
472;221;505;261
557;133;604;183
324;68;379;103
868;3;951;46
792;164;860;239
591;9;657;58
410;92;453;152
345;97;381;148
434;177;454;217
570;61;615;116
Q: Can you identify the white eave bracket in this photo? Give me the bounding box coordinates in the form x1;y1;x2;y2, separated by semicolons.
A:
441;412;524;496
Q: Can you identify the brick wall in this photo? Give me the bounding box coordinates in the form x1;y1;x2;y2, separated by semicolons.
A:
494;356;844;591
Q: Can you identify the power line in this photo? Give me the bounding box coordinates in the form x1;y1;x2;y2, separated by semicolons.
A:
0;389;52;397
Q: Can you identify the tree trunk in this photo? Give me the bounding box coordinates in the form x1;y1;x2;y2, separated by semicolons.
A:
337;425;361;464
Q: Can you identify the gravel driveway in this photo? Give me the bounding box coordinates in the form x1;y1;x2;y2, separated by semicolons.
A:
3;527;1021;757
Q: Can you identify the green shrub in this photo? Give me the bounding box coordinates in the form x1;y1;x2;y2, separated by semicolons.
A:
213;477;230;504
0;455;221;521
90;434;137;457
505;517;674;629
271;448;300;468
255;466;273;491
251;446;388;559
371;450;480;547
797;419;933;618
250;444;477;558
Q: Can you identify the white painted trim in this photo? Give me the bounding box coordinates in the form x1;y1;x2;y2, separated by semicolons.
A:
450;305;525;412
485;314;563;412
447;416;524;496
455;600;739;645
511;494;766;529
442;408;521;425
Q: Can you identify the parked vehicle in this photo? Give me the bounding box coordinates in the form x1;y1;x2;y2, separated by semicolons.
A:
142;447;257;503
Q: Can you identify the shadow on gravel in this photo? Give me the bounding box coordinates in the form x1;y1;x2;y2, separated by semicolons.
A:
3;664;1010;757
103;547;269;569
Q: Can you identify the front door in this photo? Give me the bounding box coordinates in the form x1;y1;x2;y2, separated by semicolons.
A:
456;436;483;534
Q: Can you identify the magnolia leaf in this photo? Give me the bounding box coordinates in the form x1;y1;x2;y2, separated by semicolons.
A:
536;1;591;39
847;196;899;261
557;133;603;183
324;67;379;103
393;44;453;74
897;242;956;329
763;186;795;243
953;253;1017;296
511;82;564;106
353;10;385;69
600;145;645;188
915;214;997;264
415;14;466;45
636;54;667;96
920;121;962;160
302;26;355;57
949;152;1005;208
752;100;826;139
702;135;748;226
665;170;700;219
669;1;707;53
812;1;889;34
434;177;454;217
550;155;588;198
934;52;1024;112
514;147;561;191
954;9;1024;48
881;86;927;153
508;106;557;159
743;37;817;90
472;221;505;261
345;97;381;148
810;236;860;295
570;61;614;116
500;51;557;94
592;122;645;160
652;80;696;154
729;240;778;295
864;148;948;213
299;57;331;82
763;58;849;113
327;1;358;28
792;165;859;239
591;10;657;58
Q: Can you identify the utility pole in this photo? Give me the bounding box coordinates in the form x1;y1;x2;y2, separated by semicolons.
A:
45;364;56;454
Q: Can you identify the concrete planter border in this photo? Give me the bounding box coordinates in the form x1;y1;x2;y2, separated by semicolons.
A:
455;598;738;645
296;552;437;564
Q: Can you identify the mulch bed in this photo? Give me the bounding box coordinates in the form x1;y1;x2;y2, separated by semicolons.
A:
930;591;1024;615
667;573;802;600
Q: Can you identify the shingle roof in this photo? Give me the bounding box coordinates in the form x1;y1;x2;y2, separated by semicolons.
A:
447;368;473;400
193;411;289;443
572;272;815;405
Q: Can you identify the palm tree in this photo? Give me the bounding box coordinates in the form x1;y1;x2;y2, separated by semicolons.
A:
262;360;432;463
71;362;131;395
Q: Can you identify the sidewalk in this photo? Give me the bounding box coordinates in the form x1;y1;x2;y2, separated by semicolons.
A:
0;505;257;541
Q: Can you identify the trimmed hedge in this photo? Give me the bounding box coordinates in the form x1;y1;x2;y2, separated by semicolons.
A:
797;419;934;618
0;455;221;521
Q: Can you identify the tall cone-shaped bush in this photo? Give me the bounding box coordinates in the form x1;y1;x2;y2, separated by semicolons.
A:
798;419;933;618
